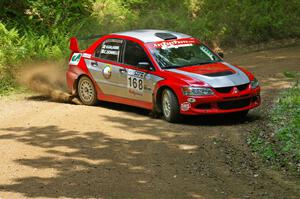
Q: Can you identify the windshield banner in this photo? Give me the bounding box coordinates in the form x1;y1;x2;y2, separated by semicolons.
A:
149;38;199;49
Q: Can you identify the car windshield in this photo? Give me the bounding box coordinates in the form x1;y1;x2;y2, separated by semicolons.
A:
148;40;222;69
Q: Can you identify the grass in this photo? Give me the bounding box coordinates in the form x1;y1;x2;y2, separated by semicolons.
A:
0;76;26;96
248;79;300;172
283;71;300;79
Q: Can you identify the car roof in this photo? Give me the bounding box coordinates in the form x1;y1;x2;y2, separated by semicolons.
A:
112;29;192;43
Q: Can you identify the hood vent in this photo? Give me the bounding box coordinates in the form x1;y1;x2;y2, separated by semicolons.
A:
155;32;177;40
203;71;234;77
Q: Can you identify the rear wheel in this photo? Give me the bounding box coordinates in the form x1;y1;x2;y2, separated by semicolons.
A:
161;89;181;122
78;76;97;106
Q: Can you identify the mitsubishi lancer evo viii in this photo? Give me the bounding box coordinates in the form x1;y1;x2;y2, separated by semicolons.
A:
67;29;260;122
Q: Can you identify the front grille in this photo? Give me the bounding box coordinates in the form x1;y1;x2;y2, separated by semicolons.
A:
218;98;251;110
196;103;211;109
215;87;232;93
214;83;249;93
224;94;250;100
237;83;249;91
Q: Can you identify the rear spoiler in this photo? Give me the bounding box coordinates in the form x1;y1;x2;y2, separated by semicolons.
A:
69;34;104;52
70;37;79;52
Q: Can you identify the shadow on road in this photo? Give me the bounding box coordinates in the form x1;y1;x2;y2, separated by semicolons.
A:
0;119;298;198
27;94;261;126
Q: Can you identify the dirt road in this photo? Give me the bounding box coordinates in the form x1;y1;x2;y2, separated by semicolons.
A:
0;45;299;199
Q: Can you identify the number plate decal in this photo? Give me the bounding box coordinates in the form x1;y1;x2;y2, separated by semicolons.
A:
127;69;145;94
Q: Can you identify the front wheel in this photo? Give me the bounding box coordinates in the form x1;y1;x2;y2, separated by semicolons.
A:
161;89;181;123
77;76;97;106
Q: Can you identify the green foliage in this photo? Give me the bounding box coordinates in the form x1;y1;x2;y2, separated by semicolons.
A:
248;85;300;172
0;23;25;93
0;22;68;76
0;0;92;94
0;23;25;79
284;71;300;79
90;0;300;45
271;87;300;158
0;0;300;94
248;132;277;160
0;75;24;96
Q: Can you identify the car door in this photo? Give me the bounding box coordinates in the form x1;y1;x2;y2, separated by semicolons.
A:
85;38;129;97
119;40;159;103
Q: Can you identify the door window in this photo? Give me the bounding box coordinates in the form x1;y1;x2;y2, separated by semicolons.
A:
94;39;123;62
123;40;152;69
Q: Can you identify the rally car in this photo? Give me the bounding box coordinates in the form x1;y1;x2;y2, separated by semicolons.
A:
67;29;260;122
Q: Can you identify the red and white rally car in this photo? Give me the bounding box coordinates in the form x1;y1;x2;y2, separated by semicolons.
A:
67;29;260;122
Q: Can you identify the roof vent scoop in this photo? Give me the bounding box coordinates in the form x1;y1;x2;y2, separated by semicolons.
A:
155;32;177;40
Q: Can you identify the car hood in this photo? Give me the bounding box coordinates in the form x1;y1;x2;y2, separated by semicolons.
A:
166;62;250;88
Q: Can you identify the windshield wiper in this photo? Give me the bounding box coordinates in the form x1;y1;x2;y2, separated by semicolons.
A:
162;65;181;69
161;60;222;69
195;60;217;65
163;61;217;69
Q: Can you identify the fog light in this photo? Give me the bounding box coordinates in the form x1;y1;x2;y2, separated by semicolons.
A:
187;98;196;103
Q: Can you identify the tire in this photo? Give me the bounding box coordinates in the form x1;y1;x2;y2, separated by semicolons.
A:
161;89;181;122
77;76;97;106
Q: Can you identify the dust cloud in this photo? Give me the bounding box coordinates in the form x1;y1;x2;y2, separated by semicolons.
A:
17;62;82;105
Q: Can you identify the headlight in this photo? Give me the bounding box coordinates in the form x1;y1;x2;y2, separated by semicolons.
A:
251;78;259;89
182;86;214;96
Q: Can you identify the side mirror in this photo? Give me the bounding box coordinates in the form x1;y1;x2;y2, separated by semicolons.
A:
218;52;224;58
137;62;153;71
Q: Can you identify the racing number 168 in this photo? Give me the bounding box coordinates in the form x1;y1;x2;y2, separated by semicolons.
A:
128;76;143;91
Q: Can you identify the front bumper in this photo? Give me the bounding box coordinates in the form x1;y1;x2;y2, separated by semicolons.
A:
179;87;261;115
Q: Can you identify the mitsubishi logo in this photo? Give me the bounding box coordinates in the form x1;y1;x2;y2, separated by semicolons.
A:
233;87;239;94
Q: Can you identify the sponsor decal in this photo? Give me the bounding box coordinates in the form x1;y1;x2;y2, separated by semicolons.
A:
181;102;191;111
100;44;121;55
129;89;143;96
69;53;82;65
145;74;151;80
82;53;91;58
102;64;112;79
127;69;145;78
153;39;197;49
101;49;119;55
91;62;98;67
127;69;145;93
199;46;214;60
162;44;192;49
144;86;152;91
103;45;120;50
99;39;123;60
